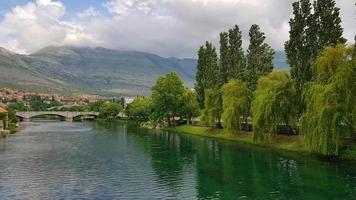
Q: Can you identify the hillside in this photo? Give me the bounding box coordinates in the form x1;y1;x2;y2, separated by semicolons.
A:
0;46;197;96
0;46;288;96
0;47;78;94
274;51;289;69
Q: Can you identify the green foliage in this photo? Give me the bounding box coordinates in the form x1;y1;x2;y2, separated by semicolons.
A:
285;0;315;107
90;100;105;112
0;106;18;129
125;97;153;121
313;0;346;46
252;72;297;143
228;25;246;80
245;24;274;92
152;72;185;126
221;80;249;132
7;102;29;111
219;32;230;85
99;102;123;119
180;89;200;124
195;42;220;108
62;105;89;112
201;88;222;128
28;96;47;111
285;0;345;113
302;45;355;156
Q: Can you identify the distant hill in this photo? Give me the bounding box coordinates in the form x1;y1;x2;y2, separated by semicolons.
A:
0;46;288;96
0;47;76;94
274;51;289;70
0;46;197;96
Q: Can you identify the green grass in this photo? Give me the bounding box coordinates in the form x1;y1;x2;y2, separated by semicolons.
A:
165;125;356;160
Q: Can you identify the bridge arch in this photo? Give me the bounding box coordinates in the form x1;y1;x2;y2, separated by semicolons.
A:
16;112;99;122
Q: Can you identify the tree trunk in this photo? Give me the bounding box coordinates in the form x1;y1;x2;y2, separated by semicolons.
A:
215;118;222;129
244;116;249;131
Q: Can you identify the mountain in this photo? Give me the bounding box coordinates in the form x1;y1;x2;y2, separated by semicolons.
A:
0;46;197;96
274;51;289;69
0;46;288;96
0;47;75;94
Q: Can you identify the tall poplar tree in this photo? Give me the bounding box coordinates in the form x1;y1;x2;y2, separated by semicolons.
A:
246;24;274;92
313;0;346;48
228;25;246;80
195;42;220;108
219;32;230;85
285;0;314;110
285;0;345;113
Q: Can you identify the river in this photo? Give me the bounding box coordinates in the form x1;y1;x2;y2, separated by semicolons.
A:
0;121;355;199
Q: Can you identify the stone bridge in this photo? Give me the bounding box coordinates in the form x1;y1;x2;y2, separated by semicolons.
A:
16;111;99;122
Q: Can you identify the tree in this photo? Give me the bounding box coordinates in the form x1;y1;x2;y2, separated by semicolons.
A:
99;102;123;119
195;42;220;108
90;100;105;112
228;25;246;80
221;80;249;132
219;31;230;85
252;72;297;143
285;0;315;112
246;24;274;92
152;72;185;126
313;0;346;48
302;45;355;156
200;88;222;128
125;97;153;121
285;0;346;114
180;89;200;125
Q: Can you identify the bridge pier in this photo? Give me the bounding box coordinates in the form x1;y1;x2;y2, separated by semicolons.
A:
65;117;73;122
23;118;31;122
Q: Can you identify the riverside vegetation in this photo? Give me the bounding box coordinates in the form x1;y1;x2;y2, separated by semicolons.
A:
2;0;355;160
124;0;356;160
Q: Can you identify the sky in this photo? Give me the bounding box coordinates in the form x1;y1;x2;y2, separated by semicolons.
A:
0;0;354;58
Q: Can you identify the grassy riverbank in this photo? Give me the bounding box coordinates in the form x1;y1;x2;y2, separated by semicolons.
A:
165;125;356;161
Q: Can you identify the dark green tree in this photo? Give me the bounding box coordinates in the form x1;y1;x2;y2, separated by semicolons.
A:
219;32;230;85
285;0;314;112
195;42;220;108
313;0;346;48
285;0;345;114
228;25;246;80
246;24;274;92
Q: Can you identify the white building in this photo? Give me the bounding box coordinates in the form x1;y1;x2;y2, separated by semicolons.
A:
123;96;136;107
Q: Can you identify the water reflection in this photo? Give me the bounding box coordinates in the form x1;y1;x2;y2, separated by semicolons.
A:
0;121;355;199
124;123;356;200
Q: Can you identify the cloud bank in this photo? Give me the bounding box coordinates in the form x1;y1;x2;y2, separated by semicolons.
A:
0;0;354;57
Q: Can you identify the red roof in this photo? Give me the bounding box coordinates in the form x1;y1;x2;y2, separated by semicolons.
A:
0;107;8;113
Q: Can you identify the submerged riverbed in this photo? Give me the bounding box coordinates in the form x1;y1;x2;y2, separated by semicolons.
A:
0;121;355;199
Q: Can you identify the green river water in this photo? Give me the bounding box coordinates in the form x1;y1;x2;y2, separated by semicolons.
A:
0;121;355;199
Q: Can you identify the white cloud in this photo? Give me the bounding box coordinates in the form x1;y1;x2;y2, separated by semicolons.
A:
104;0;159;16
0;0;94;54
0;0;354;57
76;7;100;19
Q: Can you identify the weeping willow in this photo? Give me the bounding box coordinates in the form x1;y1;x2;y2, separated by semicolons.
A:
252;71;297;143
200;88;222;128
302;45;355;156
221;79;249;132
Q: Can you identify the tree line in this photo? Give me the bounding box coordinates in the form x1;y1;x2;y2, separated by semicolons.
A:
126;0;355;157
